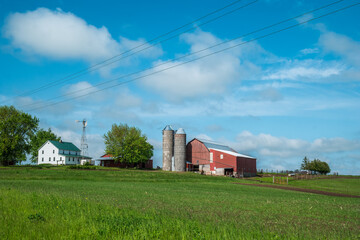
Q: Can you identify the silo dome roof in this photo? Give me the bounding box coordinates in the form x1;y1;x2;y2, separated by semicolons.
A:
163;125;173;131
176;128;186;134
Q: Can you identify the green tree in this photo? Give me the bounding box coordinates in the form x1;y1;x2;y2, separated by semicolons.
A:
300;157;331;175
29;128;61;163
316;160;331;175
0;106;39;166
104;123;153;165
301;156;310;170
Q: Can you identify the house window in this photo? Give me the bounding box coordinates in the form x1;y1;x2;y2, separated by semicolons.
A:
42;158;44;162
53;157;55;161
42;150;44;154
53;150;55;154
49;157;51;161
210;152;213;163
60;157;62;161
220;154;223;159
73;158;74;162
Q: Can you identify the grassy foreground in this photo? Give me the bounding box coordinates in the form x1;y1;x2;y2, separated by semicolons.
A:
0;167;359;239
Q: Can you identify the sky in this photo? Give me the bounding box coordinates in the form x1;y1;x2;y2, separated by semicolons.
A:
0;0;359;174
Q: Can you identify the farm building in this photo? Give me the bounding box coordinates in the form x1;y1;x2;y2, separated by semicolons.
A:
97;154;153;169
37;140;91;165
186;138;256;177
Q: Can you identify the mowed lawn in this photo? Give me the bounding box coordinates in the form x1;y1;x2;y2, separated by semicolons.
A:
0;167;359;239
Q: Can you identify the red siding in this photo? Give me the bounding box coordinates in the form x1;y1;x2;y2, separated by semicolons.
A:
186;138;257;176
210;149;237;170
186;139;210;165
237;157;257;175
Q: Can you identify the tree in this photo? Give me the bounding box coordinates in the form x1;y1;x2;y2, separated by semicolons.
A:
301;156;310;170
300;156;331;175
30;128;61;163
104;123;153;165
316;160;331;175
0;106;39;166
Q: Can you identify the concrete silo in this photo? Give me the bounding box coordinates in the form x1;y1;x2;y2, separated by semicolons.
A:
162;125;174;171
174;128;186;172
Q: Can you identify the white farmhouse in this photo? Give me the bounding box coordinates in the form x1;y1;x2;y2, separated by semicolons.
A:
37;140;90;165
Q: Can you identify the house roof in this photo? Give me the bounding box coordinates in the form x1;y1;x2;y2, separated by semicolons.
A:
49;140;81;152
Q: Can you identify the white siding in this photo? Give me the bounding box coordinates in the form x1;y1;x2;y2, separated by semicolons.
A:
37;141;81;165
38;141;60;165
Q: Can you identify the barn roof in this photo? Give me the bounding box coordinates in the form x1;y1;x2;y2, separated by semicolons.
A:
49;140;80;152
196;138;236;152
210;148;255;159
194;138;255;159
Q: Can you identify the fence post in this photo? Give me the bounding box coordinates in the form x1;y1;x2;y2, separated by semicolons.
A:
287;177;288;184
273;176;275;184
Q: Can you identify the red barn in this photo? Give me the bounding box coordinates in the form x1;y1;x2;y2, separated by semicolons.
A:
186;138;256;177
97;154;153;169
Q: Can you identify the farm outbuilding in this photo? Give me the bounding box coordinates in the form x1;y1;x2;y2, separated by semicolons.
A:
186;138;256;177
98;154;153;169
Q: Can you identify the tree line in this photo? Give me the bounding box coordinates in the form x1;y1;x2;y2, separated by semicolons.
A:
0;106;153;166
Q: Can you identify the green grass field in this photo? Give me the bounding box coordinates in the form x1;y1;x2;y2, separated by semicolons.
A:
0;167;359;239
251;175;360;196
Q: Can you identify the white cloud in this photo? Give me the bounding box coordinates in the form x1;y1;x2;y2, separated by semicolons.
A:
233;131;360;156
13;96;75;115
262;64;342;80
215;131;360;173
141;30;266;101
119;37;163;58
196;134;213;141
3;8;162;64
319;31;360;67
206;124;224;132
62;81;106;102
300;48;319;55
115;88;142;108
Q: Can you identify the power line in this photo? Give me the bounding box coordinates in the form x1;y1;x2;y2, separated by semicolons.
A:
27;2;360;111
21;0;347;109
25;1;357;111
1;0;256;104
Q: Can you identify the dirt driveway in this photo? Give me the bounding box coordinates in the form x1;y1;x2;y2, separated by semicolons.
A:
233;183;360;198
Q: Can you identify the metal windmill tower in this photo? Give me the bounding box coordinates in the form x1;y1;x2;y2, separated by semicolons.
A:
76;119;88;157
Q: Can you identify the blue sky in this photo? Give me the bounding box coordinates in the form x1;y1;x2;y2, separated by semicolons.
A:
0;0;359;174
